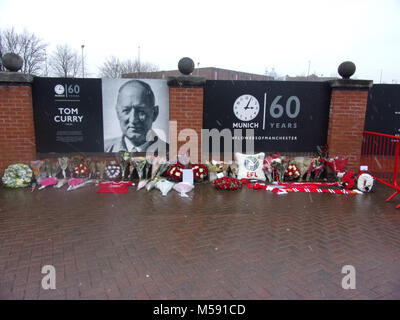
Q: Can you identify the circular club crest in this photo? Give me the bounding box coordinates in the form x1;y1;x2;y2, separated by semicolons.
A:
233;94;260;121
244;156;259;171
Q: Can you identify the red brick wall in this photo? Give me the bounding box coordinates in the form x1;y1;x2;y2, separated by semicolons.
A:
0;85;36;175
169;87;203;163
327;90;369;172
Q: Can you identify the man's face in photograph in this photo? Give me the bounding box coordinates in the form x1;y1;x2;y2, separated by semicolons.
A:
116;82;158;145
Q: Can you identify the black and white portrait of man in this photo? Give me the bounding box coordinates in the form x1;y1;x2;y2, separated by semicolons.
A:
102;79;169;155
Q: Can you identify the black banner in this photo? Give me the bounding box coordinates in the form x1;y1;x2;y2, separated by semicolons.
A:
364;84;400;136
32;77;104;153
203;80;331;153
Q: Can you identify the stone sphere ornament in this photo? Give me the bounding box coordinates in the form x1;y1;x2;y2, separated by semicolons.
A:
338;61;356;79
178;57;195;75
1;52;24;72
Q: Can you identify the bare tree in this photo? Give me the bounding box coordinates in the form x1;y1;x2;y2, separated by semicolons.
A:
49;44;82;77
0;27;47;74
99;56;159;78
98;56;122;78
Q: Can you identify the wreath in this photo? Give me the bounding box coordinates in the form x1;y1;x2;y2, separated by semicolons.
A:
2;164;33;188
74;163;89;178
213;177;242;191
166;163;184;182
105;162;121;181
191;164;208;182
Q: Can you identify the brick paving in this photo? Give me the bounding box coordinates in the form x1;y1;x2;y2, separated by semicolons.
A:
0;182;399;300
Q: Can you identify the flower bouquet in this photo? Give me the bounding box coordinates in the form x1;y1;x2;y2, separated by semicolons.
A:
74;163;89;178
120;152;131;181
285;163;301;181
166;163;184;182
191;164;208;183
58;157;69;179
213;176;242;191
270;155;288;182
132;157;148;190
146;157;170;191
38;177;58;190
155;179;175;196
67;178;96;191
50;159;61;178
205;160;224;182
173;182;194;197
30;160;44;181
2;164;33;188
44;159;52;178
30;160;45;190
68;155;84;178
262;156;274;183
96;160;107;181
86;158;97;179
292;157;314;181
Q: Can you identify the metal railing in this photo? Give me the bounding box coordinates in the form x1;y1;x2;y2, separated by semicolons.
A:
361;131;400;208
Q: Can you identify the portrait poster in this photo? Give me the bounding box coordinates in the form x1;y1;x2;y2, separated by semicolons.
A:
102;79;170;152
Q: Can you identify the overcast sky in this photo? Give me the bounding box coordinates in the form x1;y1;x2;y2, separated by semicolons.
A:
1;0;399;83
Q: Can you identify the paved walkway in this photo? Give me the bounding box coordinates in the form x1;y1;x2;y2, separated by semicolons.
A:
0;182;399;299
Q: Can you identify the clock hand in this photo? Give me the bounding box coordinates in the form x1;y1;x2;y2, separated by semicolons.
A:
244;97;252;110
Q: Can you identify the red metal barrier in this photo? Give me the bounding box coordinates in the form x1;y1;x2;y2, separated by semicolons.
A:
361;131;400;208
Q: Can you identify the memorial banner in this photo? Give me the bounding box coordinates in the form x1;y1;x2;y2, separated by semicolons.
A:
203;80;331;153
32;78;169;153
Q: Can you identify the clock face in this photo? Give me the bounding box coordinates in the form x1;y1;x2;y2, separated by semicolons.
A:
233;94;260;121
54;84;65;95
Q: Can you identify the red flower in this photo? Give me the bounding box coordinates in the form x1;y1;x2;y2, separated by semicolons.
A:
74;163;89;178
191;164;208;182
166;163;184;182
214;177;242;190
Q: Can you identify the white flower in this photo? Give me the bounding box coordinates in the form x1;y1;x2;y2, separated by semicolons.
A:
176;172;181;177
337;172;345;178
289;172;292;176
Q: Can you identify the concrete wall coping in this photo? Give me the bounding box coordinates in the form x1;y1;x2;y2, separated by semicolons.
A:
167;75;206;88
328;79;373;90
0;72;34;84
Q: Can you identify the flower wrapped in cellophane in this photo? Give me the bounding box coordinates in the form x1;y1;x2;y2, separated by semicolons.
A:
270;154;288;182
58;157;69;179
120;152;131;181
146;156;169;191
132;157;148;190
205;160;224;182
